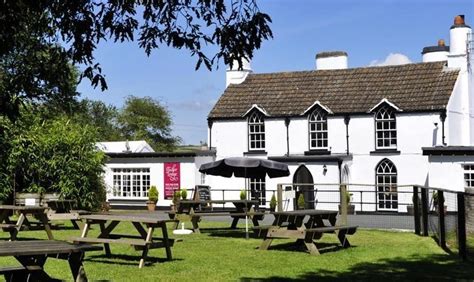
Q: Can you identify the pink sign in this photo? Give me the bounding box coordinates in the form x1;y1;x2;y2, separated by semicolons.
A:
164;162;180;199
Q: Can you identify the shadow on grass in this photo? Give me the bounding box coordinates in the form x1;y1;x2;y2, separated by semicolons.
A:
240;253;474;281
84;253;182;267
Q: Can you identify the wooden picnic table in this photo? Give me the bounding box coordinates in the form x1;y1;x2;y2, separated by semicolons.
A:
169;200;265;233
45;199;90;229
0;205;54;240
71;213;177;268
0;240;101;281
254;209;358;255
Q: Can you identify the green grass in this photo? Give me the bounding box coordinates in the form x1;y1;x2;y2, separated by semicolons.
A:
1;220;473;281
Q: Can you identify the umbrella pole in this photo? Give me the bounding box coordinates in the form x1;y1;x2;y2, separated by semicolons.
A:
245;168;249;239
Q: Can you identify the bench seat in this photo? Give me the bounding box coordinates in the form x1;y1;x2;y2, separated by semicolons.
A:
71;237;175;248
0;223;17;231
0;265;42;274
305;225;358;234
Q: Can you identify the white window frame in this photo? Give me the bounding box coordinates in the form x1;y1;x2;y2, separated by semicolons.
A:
308;108;328;150
248;111;265;151
111;168;151;199
376;159;398;211
375;106;397;149
464;164;474;188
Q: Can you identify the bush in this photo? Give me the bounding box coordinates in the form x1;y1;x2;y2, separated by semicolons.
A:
181;188;187;200
297;193;305;209
172;191;180;205
0;114;106;210
270;194;277;210
240;190;247;200
148;186;158;202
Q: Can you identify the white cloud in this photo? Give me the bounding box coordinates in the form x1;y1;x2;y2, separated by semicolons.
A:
369;53;412;66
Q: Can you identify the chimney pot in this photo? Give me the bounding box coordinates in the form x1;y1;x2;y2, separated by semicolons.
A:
438;39;445;47
454;15;465;26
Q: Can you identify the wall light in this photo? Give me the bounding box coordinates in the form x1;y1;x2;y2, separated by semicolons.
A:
323;164;327;175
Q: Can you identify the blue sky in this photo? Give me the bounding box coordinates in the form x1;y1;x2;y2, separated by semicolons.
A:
78;0;474;145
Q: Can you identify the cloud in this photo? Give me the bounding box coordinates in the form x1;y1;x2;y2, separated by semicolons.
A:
369;53;412;66
172;99;216;111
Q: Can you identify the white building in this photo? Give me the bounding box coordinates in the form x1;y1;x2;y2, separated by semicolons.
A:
206;15;473;212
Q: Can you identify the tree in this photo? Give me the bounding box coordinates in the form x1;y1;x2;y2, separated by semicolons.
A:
1;112;107;210
117;96;180;151
0;1;272;119
74;99;122;142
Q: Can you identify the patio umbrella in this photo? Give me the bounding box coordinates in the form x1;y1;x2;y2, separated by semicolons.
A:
199;157;290;238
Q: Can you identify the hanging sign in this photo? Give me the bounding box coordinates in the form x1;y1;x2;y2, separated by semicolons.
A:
164;162;180;199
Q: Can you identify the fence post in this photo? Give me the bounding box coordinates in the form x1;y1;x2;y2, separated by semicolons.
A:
413;186;421;235
340;184;347;225
457;192;467;261
277;184;283;212
437;191;446;249
421;187;429;236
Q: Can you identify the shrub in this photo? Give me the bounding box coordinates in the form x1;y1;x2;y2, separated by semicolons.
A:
270;194;277;210
240;190;247;200
181;188;187;200
148;186;158;202
1;114;106;210
172;191;180;205
345;192;353;205
297;193;305;209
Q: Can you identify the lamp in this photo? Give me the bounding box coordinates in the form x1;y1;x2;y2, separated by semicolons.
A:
323;164;327;175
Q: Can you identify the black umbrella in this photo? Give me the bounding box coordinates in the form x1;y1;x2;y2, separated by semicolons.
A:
199;157;290;178
199;157;290;238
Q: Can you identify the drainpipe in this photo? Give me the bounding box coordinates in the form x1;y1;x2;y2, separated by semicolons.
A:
440;110;447;146
344;115;350;155
285;117;290;156
208;120;213;150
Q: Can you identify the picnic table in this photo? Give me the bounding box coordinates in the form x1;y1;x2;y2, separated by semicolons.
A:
0;240;101;281
254;210;358;255
45;199;90;229
168;200;265;233
0;205;54;240
71;213;177;268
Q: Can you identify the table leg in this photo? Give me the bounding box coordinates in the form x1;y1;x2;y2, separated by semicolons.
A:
139;226;154;269
259;238;273;250
99;223;112;257
337;229;351;248
191;216;200;234
251;216;260;227
10;213;26;241
161;223;173;261
71;220;81;230
15;255;52;281
0;209;9;223
132;222;148;238
68;252;88;282
304;237;320;255
37;213;54;240
80;223;90;238
230;216;240;229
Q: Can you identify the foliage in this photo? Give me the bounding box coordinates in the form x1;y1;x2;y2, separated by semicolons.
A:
0;112;106;210
148;186;159;203
297;193;305;209
181;189;188;200
73;99;121;141
270;194;277;210
345;192;353;205
117;96;180;150
172;191;181;205
240;190;247;200
0;1;272;119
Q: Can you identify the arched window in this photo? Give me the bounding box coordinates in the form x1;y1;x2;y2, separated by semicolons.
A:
375;106;397;149
376;159;398;211
248;111;265;150
309;109;328;149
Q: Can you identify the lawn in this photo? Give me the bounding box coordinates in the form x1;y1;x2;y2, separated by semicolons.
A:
1;220;473;281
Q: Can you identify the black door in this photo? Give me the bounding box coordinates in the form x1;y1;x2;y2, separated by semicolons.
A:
293;165;315;209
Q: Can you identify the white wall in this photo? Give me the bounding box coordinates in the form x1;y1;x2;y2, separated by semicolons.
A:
427;155;474;192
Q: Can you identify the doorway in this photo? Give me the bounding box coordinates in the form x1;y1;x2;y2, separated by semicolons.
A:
293;165;315;209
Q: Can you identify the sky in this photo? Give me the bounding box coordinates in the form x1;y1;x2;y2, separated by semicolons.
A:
77;0;474;145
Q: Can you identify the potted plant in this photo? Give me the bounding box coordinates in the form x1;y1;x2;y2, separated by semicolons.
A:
171;191;181;212
146;186;159;212
269;194;277;212
181;189;188;200
240;190;247;200
339;192;355;214
297;193;305;210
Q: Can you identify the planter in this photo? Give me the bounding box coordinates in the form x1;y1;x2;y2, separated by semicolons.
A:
339;204;355;215
146;200;157;212
269;207;276;212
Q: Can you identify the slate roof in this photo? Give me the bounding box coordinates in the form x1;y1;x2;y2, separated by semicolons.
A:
209;61;459;119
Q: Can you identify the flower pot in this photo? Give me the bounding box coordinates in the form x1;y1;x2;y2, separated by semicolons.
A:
146;201;157;212
269;207;276;212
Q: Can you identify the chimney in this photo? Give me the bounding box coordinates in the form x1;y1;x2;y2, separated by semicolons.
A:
226;58;252;87
448;15;471;69
422;39;450;62
316;51;348;70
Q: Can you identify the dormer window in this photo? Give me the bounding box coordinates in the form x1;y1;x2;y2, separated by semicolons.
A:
248;111;265;151
375;106;397;149
309;108;328;149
